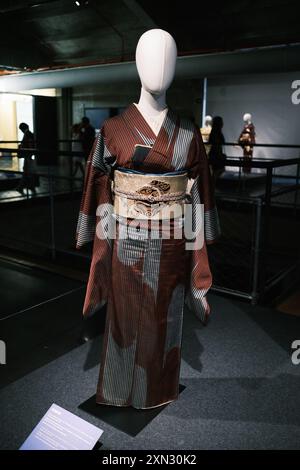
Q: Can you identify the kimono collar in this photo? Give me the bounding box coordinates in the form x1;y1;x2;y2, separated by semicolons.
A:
122;103;172;142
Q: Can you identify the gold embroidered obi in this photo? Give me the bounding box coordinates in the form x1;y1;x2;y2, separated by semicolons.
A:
113;169;188;220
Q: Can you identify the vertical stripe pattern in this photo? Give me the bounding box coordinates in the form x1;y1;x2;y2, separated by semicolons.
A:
171;118;194;169
76;103;220;409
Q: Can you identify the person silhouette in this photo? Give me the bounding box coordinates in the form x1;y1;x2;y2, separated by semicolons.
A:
208;116;226;184
16;123;37;196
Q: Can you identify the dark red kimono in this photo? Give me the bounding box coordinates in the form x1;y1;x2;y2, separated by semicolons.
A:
238;122;256;173
76;104;220;409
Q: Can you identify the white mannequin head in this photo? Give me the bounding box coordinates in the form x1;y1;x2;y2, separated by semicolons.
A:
205;115;212;127
243;113;252;123
135;29;177;95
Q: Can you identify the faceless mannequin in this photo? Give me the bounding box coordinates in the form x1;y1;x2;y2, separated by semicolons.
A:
134;29;177;136
243;113;252;124
239;112;256;173
76;28;220;411
200;115;213;145
204;115;213;128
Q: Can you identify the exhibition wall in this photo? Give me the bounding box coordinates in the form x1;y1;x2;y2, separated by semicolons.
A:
71;79;203;127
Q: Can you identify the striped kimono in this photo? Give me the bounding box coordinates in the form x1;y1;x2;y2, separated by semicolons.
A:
76;104;220;409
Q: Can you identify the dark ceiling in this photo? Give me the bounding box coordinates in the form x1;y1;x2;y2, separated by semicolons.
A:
1;0;300;69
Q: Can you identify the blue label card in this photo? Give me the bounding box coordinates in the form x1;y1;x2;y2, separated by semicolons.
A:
20;403;103;450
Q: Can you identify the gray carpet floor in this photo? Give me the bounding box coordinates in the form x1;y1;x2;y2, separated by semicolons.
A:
1;294;300;450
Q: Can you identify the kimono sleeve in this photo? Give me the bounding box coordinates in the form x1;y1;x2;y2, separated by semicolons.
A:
186;126;221;324
76;126;114;316
193;126;221;244
76;126;113;248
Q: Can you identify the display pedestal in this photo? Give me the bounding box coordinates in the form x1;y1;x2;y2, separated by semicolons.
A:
79;385;185;436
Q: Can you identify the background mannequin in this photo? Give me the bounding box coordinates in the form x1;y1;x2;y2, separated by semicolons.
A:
135;29;177;136
238;112;256;173
200;115;212;143
200;114;213;155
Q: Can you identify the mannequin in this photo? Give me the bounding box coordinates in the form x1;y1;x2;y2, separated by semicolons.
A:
200;114;213;154
238;113;256;173
200;115;212;143
134;29;177;136
76;29;220;410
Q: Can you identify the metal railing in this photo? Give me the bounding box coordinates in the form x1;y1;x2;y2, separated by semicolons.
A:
208;149;300;304
0;143;299;304
0;145;86;265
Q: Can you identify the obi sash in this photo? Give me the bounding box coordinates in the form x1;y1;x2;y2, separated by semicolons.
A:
112;168;188;220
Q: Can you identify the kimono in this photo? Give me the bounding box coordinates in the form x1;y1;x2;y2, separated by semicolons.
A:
238;123;256;173
76;103;220;409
